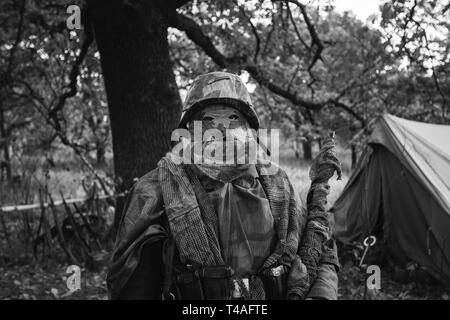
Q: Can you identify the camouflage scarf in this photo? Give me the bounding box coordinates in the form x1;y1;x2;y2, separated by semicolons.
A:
191;163;276;277
158;157;307;299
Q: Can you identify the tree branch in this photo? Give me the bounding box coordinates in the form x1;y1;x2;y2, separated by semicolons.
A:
173;0;192;9
262;4;277;56
171;12;365;126
169;13;242;68
48;13;94;122
243;63;324;110
171;13;322;108
6;119;32;137
443;2;450;14
286;2;310;50
281;0;324;72
233;0;261;62
1;0;26;88
330;100;366;126
27;11;67;35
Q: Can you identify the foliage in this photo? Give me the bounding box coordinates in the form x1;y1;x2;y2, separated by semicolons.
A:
0;264;108;300
1;0;449;180
379;0;450;122
171;0;449;141
0;0;112;185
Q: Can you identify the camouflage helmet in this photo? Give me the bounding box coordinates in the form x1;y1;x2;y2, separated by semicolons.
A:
179;71;259;130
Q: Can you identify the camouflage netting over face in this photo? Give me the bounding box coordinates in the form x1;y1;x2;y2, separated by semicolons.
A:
179;71;260;130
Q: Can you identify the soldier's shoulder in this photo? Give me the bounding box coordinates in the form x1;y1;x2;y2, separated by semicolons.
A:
131;168;160;194
257;161;288;178
140;168;159;182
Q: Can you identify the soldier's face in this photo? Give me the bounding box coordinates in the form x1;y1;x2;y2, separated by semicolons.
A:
187;104;253;164
192;104;248;130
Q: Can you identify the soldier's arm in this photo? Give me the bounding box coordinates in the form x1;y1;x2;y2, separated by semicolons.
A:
107;169;167;300
299;133;341;299
116;239;165;299
306;239;340;300
295;191;333;299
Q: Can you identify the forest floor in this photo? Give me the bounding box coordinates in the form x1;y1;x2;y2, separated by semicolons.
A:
0;262;108;300
1;260;449;300
338;264;450;300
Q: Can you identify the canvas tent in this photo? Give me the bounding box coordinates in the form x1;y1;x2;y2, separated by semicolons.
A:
331;114;450;283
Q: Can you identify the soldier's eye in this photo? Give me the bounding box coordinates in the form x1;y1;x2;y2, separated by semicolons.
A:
203;116;214;121
229;114;239;120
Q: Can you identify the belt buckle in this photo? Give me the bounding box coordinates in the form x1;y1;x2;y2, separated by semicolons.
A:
232;278;249;299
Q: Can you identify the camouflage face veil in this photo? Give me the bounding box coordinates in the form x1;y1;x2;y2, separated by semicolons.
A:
186;105;254;165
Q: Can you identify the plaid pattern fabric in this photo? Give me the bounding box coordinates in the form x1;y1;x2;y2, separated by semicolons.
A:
158;159;223;266
158;157;310;299
192;164;275;277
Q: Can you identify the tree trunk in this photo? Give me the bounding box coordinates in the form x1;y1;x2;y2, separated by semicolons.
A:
351;143;357;169
0;104;12;181
302;139;312;160
95;140;106;167
90;0;182;228
293;139;300;159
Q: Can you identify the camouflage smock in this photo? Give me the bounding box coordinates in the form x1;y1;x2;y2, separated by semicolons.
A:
191;163;276;277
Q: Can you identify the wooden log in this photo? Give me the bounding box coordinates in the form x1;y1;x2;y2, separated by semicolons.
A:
0;193;125;213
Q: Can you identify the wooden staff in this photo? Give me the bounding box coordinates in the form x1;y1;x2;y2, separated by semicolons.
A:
0;206;14;256
39;190;55;260
61;193;92;263
73;202;102;251
48;194;80;265
33;199;45;259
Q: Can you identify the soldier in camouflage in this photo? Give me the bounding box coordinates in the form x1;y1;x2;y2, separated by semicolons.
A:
107;71;340;300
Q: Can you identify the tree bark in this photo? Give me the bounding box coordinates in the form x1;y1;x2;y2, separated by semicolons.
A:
95;140;106;167
293;139;300;159
351;143;357;169
0;103;12;181
90;1;182;186
302;139;312;160
90;0;182;228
